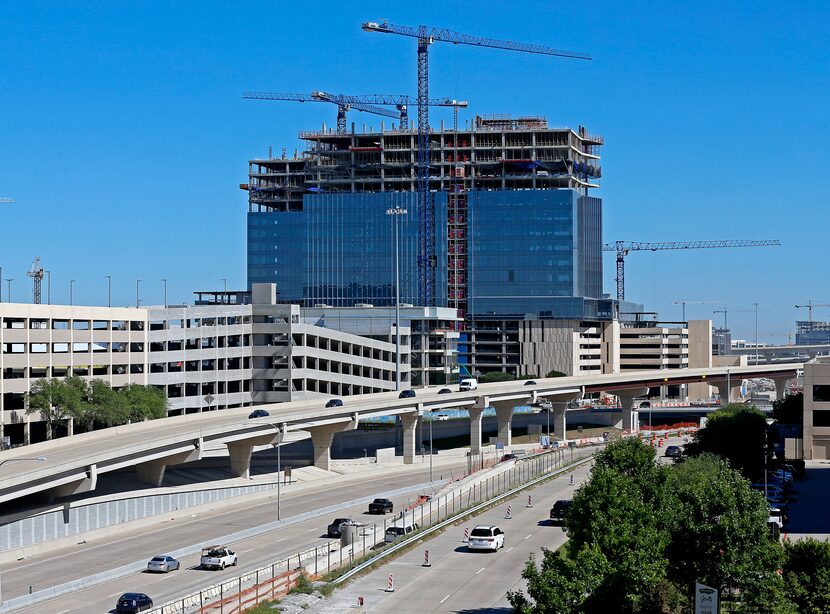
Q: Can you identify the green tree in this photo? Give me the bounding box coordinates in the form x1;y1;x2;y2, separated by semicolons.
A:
480;371;515;383
25;378;67;439
684;404;768;479
782;538;830;613
546;369;567;378
87;379;128;428
772;393;803;425
516;373;538;380
664;454;783;600
562;438;673;612
118;384;167;422
509;544;610;614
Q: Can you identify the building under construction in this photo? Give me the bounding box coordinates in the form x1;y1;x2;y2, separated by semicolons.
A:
246;115;630;378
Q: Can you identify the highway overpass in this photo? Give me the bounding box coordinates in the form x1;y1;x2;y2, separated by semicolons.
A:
0;364;799;505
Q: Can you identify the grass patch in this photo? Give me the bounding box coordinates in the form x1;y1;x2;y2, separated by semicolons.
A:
243;600;281;613
289;573;314;595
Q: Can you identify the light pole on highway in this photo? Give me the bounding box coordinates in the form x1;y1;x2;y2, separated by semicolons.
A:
754;302;760;366
386;206;407;391
0;456;46;604
428;412;434;482
106;275;112;307
69;279;75;306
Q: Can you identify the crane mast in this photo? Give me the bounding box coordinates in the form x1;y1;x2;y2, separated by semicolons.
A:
362;19;590;306
27;257;44;304
604;240;782;301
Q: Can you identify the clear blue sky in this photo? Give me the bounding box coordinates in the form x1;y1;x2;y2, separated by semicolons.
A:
1;1;828;342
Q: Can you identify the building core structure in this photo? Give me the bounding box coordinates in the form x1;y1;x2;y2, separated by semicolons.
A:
246;115;638;377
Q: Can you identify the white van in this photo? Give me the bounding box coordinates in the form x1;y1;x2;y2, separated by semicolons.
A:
384;521;419;543
459;378;478;391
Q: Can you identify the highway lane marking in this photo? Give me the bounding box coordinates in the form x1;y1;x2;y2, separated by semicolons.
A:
54;610;71;614
523;534;532;540
506;547;514;552
440;594;451;604
476;567;486;575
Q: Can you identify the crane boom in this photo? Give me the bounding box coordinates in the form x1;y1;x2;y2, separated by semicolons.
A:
604;239;781;301
363;19;590;306
243;91;467;132
795;301;830;322
361;21;591;60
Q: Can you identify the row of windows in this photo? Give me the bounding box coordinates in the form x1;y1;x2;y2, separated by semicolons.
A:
3;364;144;379
149;316;250;330
3;342;144;354
3;318;144;331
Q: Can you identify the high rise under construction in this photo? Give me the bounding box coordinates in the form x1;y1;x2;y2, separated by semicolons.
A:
246;114;615;376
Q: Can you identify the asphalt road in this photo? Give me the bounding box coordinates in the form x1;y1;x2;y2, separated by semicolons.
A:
3;458;470;613
312;459;595;614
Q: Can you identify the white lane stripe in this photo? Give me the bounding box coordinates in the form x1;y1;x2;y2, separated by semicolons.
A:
506;547;514;552
524;534;532;540
440;594;451;604
476;567;486;575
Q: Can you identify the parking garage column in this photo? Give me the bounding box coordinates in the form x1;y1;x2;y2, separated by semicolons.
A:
400;412;419;465
772;376;791;401
492;401;515;448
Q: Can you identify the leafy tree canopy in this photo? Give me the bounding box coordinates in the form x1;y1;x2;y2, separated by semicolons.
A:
480;371;515;383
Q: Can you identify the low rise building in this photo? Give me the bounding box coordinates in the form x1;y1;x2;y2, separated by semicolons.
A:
803;356;830;460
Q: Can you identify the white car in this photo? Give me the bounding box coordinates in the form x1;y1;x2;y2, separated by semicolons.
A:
467;525;505;552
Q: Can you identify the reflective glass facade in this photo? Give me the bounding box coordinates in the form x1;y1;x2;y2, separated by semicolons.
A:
467;189;602;316
248;188;601;317
248;192;447;307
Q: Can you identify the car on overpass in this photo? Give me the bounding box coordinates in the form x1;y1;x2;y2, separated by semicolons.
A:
368;498;394;514
248;409;270;419
399;389;417;399
327;517;351;538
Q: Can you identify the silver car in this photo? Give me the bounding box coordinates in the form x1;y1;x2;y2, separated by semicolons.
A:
147;555;180;573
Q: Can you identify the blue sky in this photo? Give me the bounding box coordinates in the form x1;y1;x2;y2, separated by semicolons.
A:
1;1;828;342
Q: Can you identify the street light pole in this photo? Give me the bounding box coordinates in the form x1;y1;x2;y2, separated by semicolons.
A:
136;279;141;307
106;275;111;307
46;270;51;305
161;279;168;308
429;412;434;482
69;279;75;306
386;206;407;391
754;302;760;366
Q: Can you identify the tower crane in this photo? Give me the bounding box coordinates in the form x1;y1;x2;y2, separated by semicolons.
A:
604;240;781;301
242;91;467;134
27;256;44;304
362;19;590;306
795;301;830;322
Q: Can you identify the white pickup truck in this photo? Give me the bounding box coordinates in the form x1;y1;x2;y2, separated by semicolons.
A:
200;545;237;570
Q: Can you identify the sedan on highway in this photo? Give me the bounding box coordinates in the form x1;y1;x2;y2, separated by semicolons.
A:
399;389;417;399
116;592;154;613
327;517;351;538
467;525;505;552
248;409;270;419
146;554;180;573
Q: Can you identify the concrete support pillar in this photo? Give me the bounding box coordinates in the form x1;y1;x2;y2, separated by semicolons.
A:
623;410;640;433
772;376;790;401
715;382;741;406
136;459;167;487
47;464;98;499
23;418;31;445
469;406;484;456
400;413;419;465
227;442;255;479
67;417;74;437
552;406;567;440
309;418;357;471
493;401;515;448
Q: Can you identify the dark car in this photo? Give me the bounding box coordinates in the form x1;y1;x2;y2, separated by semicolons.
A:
501;453;517;462
664;445;683;458
325;399;344;408
248;409;269;419
437;388;452;394
524;380;537;386
399;389;417;399
116;593;153;613
368;498;394;514
327;517;351;538
549;500;572;525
